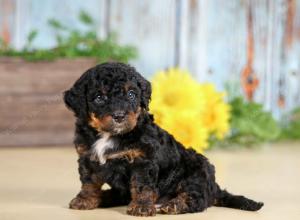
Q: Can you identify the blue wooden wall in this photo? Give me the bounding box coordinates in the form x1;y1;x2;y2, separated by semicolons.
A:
1;0;300;118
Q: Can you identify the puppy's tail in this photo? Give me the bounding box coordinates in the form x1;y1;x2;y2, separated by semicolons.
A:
215;187;263;211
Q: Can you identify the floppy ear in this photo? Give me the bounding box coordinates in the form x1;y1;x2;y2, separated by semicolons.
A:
63;72;89;117
137;75;152;110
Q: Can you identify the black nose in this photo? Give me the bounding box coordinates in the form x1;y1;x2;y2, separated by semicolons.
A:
112;111;126;123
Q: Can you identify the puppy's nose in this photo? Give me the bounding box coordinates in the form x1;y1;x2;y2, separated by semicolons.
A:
112;111;126;123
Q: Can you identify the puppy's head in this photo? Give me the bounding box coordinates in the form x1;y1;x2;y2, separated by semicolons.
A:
64;62;151;135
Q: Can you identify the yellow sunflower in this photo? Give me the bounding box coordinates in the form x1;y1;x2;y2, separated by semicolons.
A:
160;111;209;153
150;68;205;115
149;68;230;153
199;84;231;139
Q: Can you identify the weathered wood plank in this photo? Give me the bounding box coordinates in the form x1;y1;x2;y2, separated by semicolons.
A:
179;0;300;119
0;0;16;45
7;0;107;49
0;58;97;146
179;0;247;91
284;0;300;113
0;130;74;146
109;0;177;76
0;58;96;95
0;94;74;131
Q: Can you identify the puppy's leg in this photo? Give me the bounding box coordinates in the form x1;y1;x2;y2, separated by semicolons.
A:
69;154;102;210
159;192;190;214
69;183;101;210
159;191;208;214
127;161;159;217
127;180;157;216
159;177;215;214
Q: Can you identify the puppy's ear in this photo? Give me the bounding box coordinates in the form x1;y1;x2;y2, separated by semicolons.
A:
137;75;152;110
63;72;89;117
63;89;82;116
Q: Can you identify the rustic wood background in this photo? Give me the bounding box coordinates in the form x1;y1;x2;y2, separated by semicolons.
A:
1;0;300;146
0;58;97;146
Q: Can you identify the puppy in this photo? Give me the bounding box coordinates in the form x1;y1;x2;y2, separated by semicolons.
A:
64;62;263;216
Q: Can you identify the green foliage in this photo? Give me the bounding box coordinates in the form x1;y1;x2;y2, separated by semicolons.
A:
280;107;300;140
25;30;38;50
213;97;281;147
0;39;4;49
79;10;94;25
229;97;281;144
0;10;137;63
218;82;300;147
48;19;68;30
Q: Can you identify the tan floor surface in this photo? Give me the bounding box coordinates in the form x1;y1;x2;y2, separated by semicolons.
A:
0;142;299;220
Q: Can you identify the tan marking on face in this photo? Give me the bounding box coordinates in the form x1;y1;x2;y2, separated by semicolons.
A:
89;113;113;132
106;149;145;163
127;107;141;130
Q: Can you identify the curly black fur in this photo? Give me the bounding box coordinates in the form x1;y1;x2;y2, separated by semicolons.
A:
64;62;263;216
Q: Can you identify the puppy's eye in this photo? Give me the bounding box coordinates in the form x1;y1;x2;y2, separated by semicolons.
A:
127;90;136;101
94;95;106;104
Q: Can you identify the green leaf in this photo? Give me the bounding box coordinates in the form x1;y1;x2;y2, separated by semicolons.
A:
78;10;94;25
226;97;281;146
27;30;38;45
280;107;300;139
48;19;66;30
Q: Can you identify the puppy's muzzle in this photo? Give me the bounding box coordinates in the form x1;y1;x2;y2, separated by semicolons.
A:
112;110;126;123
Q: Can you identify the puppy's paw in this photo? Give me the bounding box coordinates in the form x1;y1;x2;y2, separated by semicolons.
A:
159;198;189;214
127;201;156;217
69;195;99;210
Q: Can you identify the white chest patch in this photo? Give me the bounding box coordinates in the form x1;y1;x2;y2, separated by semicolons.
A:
92;133;114;164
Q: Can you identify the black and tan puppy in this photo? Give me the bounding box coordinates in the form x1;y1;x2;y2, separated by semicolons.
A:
64;62;263;216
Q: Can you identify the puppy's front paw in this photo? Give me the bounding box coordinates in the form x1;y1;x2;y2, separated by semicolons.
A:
159;197;189;214
69;195;99;210
127;201;156;217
